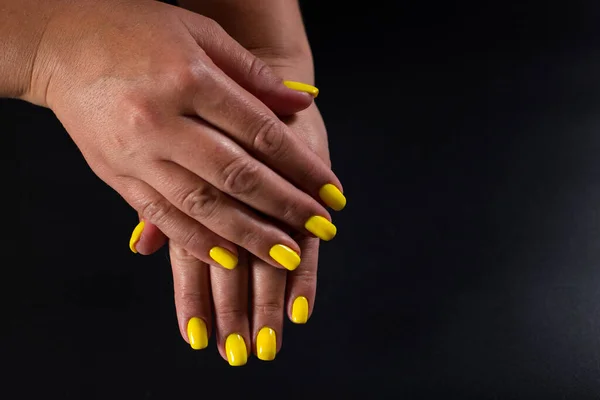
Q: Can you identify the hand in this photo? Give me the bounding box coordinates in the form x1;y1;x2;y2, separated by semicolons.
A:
136;102;331;364
36;0;344;271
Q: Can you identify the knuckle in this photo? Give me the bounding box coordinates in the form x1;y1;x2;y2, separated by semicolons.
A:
247;56;273;83
251;116;288;158
221;157;261;196
181;185;221;221
140;197;172;225
216;305;246;323
292;269;317;287
170;243;198;264
122;95;161;132
253;302;282;319
107;97;161;163
236;225;262;249
169;60;208;91
198;17;226;47
200;16;222;33
178;291;206;310
296;158;320;185
280;201;299;224
179;228;204;253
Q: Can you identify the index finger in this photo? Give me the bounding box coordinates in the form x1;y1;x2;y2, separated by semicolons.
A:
184;56;346;212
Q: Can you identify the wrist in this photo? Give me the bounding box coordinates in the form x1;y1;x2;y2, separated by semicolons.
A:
14;0;74;108
0;0;63;105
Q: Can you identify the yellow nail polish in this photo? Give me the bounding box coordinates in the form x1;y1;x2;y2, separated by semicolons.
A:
209;246;238;270
269;244;301;271
187;317;208;350
129;220;145;253
225;333;247;366
291;296;309;324
283;80;319;98
256;327;277;361
304;216;337;241
319;184;346;211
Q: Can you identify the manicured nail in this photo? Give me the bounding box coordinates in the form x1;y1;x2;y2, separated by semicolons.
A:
209;246;238;270
283;80;319;97
291;296;309;324
305;216;337;241
129;220;145;253
225;333;247;366
256;327;277;361
269;244;301;271
187;317;208;350
319;184;346;211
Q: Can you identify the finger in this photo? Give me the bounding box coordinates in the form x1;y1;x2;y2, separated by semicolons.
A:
250;255;286;361
187;68;345;211
286;236;320;324
128;219;167;255
113;176;239;270
211;251;251;366
142;157;308;270
167;118;337;244
175;19;345;211
170;240;212;350
179;11;314;115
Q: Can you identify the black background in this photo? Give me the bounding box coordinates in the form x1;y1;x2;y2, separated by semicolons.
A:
4;0;600;398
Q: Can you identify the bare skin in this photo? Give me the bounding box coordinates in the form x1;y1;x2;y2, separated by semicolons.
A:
137;1;333;364
2;0;339;364
1;0;342;272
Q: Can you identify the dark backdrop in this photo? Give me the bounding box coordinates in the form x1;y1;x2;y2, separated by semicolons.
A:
4;0;600;398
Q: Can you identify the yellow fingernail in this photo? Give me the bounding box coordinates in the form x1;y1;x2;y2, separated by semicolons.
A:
129;220;145;253
225;333;247;366
291;296;309;324
305;216;337;241
256;327;277;361
319;184;346;211
283;80;319;98
187;317;208;350
209;246;238;270
269;244;301;271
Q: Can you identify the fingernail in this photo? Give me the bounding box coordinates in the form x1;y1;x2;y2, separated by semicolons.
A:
256;327;277;361
319;184;346;211
305;216;337;241
187;317;208;350
129;221;145;253
291;296;309;324
225;333;247;366
209;246;238;270
283;80;319;98
269;244;301;271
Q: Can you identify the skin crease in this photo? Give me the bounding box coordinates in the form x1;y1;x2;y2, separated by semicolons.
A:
177;2;330;363
1;0;344;272
140;101;329;362
1;0;333;363
132;1;331;363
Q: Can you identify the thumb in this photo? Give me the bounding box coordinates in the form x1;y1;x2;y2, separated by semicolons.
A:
180;12;317;116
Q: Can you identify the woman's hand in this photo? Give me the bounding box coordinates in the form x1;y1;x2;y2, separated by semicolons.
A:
137;103;331;364
31;0;344;271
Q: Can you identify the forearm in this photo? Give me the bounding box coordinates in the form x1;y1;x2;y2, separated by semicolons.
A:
178;0;314;83
0;0;61;103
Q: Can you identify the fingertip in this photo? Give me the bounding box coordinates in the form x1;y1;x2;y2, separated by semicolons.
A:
271;87;314;116
269;244;301;271
290;296;309;324
283;81;319;98
129;221;145;254
209;246;239;270
131;220;167;255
